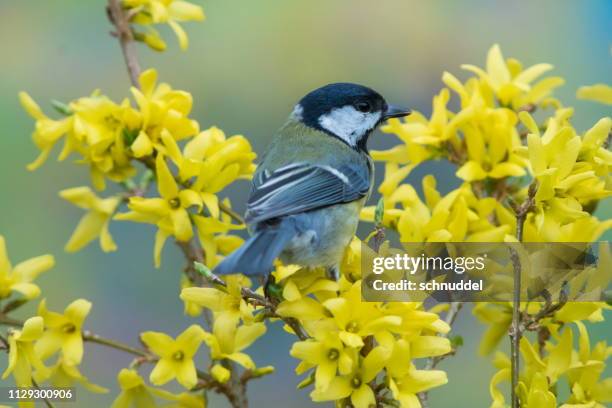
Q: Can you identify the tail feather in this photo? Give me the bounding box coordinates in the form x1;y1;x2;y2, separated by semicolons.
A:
213;220;296;276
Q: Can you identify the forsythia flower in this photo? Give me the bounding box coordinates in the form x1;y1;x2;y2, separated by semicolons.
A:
111;368;199;408
34;357;108;393
59;187;121;252
129;69;199;157
180;274;255;327
0;235;54;300
310;346;389;407
124;0;205;50
2;317;49;386
202;320;266;370
519;110;612;241
461;44;564;108
20;69;200;190
36;298;92;365
116;154;202;266
141;324;205;389
362;175;514;242
290;330;355;391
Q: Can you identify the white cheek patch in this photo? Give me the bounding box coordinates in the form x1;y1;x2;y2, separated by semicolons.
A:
318;106;381;146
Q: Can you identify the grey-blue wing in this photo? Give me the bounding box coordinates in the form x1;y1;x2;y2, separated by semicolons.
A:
246;162;370;224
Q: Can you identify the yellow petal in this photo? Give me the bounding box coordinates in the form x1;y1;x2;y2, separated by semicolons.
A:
577;83;612;105
149;358;175;386
59;186;97;209
64;212;107;252
64;299;92;327
168;20;189;50
351;384;376;408
156;155;179;199
171;209;193;241
486;44;510;87
12;254;54;282
456;161;487;181
234;323;266;351
168;1;205;21
19;92;46;120
139;69;158;96
488;162;526;179
154;228;170;268
141;331;175;357
131;131;153;158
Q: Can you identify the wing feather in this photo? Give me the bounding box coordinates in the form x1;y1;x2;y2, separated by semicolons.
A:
246;162;369;224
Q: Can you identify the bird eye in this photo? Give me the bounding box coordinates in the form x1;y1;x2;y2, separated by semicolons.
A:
355;101;372;113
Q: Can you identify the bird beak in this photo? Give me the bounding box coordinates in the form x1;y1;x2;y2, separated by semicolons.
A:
383;104;411;120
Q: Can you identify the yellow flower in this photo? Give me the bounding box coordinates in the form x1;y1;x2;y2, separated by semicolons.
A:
290;330;355;391
461;44;564;108
2;317;49;386
111;368;175;408
577;83;612;105
116;154;202;266
202;320;266;370
322;282;401;348
19;92;72;171
389;366;448;407
159;126;256;217
0;235;54;300
519;111;612;241
363;176;512;242
34;357;108;393
473;303;513;355
125;0;206;50
129;69;199;157
455;108;526;182
310;346;389;408
180;274;254;327
69;93;138;190
20;90;138;190
59;187;121;252
564;322;611;407
187;127;257;196
35;298;92;365
517;372;557;408
141;324;205;389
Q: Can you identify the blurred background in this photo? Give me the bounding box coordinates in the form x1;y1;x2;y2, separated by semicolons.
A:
0;0;610;406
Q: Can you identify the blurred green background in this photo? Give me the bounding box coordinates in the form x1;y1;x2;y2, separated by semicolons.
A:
0;0;610;406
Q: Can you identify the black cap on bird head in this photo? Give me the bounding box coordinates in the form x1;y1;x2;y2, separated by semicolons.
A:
291;83;411;151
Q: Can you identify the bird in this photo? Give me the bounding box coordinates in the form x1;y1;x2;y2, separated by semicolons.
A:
214;83;410;280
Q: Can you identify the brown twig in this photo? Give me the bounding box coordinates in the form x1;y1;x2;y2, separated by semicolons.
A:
107;0;141;88
419;301;464;407
508;181;538;408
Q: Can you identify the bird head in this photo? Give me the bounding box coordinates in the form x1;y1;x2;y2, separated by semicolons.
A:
290;83;410;150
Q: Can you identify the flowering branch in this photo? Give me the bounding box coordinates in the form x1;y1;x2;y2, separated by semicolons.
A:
418;301;464;408
193;262;309;340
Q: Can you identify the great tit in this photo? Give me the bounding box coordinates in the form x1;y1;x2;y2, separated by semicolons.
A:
214;83;410;279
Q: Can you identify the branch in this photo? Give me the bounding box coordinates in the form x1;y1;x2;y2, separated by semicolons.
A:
107;0;141;88
82;330;150;358
419;301;464;407
105;5;254;406
509;181;538;408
